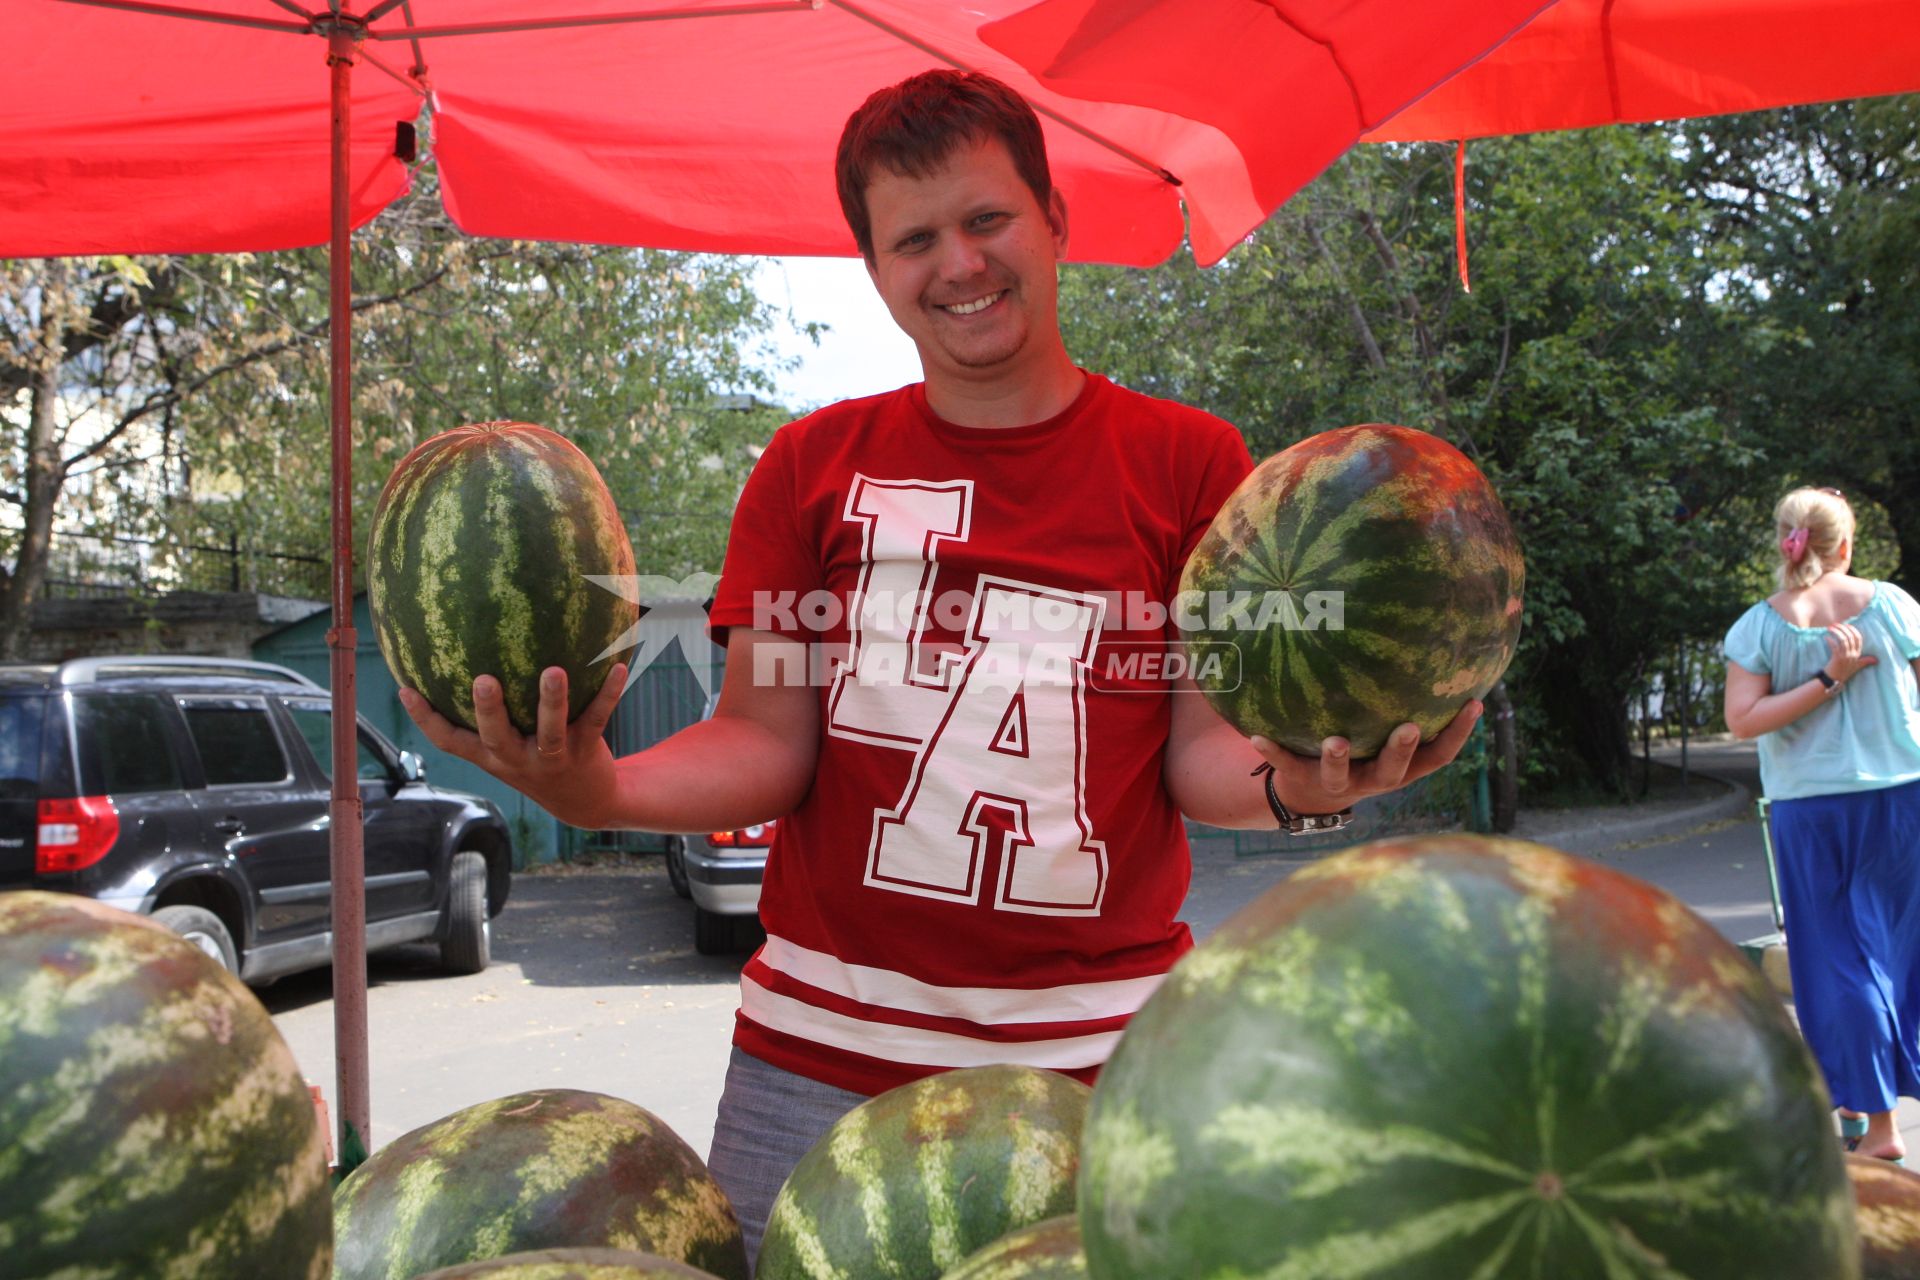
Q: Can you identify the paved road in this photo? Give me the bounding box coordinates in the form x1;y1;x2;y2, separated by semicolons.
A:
271;738;1914;1160
265;861;747;1157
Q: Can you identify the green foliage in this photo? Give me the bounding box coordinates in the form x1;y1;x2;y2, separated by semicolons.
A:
1681;95;1920;591
0;175;791;661
171;171;788;583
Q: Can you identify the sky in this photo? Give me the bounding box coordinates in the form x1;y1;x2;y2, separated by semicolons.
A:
750;256;922;412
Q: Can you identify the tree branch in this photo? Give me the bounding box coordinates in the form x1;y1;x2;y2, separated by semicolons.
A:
61;256;512;472
1301;214;1386;372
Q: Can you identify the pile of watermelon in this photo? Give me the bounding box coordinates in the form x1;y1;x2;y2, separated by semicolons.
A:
4;832;1881;1278
739;837;1863;1280
6;424;1899;1277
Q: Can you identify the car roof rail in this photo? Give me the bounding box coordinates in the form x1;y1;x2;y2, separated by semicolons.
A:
56;655;323;688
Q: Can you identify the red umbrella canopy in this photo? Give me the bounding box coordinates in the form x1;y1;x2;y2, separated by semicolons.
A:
985;0;1920;155
1365;0;1920;141
3;0;1556;266
981;0;1557;261
4;0;1190;264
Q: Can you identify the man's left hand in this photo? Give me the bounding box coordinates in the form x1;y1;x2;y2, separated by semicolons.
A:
1254;701;1485;817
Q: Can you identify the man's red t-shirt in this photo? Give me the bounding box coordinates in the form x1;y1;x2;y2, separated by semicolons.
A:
707;372;1253;1095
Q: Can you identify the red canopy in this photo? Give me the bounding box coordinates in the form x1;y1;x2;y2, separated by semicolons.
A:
7;0;1208;263
981;0;1555;261
4;0;1562;267
1369;0;1920;141
985;0;1920;246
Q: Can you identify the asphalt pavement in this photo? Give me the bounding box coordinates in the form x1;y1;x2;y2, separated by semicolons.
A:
269;735;1917;1162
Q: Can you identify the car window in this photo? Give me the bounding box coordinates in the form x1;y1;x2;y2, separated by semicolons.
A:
0;694;45;798
285;703;390;783
181;700;290;786
73;693;183;795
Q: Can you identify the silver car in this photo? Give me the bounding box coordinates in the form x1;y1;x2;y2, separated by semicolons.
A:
663;818;774;955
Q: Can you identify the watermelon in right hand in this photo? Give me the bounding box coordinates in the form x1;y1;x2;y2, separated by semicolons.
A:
368;421;639;736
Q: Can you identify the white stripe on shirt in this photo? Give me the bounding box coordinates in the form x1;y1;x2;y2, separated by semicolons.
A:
739;974;1122;1071
756;932;1167;1026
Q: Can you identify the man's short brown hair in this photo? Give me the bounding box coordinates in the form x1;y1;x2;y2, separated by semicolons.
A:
835;70;1053;261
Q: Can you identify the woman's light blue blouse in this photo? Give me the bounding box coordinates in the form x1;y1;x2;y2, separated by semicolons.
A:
1723;581;1920;801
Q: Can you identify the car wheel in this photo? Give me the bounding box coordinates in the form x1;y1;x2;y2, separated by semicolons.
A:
153;904;239;976
440;850;491;975
694;907;762;957
664;836;691;899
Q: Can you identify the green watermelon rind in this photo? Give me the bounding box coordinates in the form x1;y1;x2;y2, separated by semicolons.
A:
1846;1153;1920;1280
412;1245;728;1279
368;422;639;736
0;891;332;1280
1179;424;1524;759
331;1088;748;1280
940;1213;1085;1280
1078;836;1859;1280
757;1065;1091;1280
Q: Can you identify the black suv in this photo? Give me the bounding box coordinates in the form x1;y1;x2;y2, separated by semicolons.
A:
0;656;514;982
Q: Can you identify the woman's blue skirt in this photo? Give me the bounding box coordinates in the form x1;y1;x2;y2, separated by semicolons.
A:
1771;777;1920;1113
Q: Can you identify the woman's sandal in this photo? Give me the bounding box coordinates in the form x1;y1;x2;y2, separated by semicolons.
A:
1844;1135;1907;1166
1840;1114;1869;1142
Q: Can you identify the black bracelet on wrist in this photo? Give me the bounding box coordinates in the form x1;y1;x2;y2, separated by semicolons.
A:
1814;669;1838;693
1250;761;1355;835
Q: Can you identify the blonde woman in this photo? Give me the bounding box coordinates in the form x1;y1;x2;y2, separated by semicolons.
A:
1724;488;1920;1165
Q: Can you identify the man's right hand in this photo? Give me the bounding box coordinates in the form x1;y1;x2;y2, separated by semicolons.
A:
398;662;629;830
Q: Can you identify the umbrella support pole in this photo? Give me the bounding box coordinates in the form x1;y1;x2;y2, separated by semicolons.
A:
324;19;372;1165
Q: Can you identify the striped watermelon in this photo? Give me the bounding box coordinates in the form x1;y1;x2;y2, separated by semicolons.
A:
414;1247;728;1279
1179;424;1523;758
331;1089;747;1280
1079;835;1859;1279
0;891;331;1280
369;421;639;735
756;1065;1090;1280
1846;1153;1920;1279
941;1215;1085;1279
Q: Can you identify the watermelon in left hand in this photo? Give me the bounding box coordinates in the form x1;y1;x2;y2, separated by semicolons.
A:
369;421;639;735
1179;424;1522;758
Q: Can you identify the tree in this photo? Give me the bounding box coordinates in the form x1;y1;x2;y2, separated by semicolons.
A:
0;254;232;656
0;177;790;661
170;183;788;585
1683;94;1920;591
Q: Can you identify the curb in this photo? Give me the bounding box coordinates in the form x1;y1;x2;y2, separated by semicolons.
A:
1509;771;1754;858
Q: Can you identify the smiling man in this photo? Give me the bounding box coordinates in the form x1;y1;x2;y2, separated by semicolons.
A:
401;70;1478;1262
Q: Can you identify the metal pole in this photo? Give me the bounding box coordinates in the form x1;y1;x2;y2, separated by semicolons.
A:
325;19;370;1161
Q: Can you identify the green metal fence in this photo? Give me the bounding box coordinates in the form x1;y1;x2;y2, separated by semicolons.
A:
565;649;726;858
